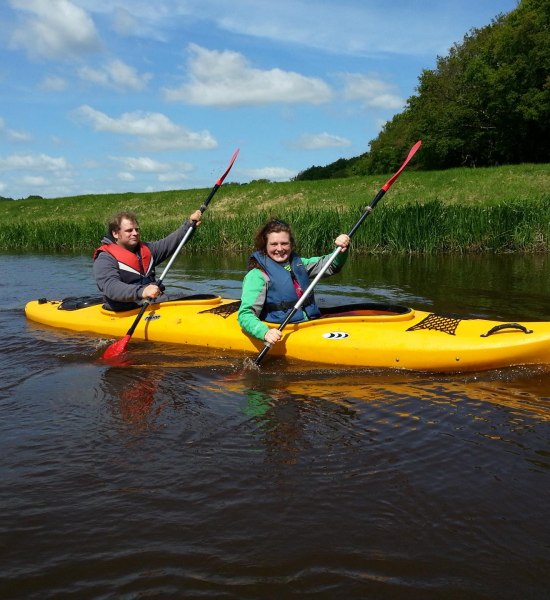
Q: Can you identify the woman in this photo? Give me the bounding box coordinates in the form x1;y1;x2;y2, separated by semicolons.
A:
238;218;350;346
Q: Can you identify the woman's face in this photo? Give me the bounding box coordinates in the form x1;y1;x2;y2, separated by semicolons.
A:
266;231;292;263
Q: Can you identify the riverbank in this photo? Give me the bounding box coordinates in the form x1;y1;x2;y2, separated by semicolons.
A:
1;163;549;254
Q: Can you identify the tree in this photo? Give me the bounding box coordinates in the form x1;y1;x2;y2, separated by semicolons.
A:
297;0;550;179
373;0;550;171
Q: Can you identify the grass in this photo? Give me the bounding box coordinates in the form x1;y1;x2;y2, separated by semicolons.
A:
1;163;549;254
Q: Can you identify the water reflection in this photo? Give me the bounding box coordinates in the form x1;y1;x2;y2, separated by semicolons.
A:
206;364;550;479
242;388;310;465
100;368;166;433
238;382;362;467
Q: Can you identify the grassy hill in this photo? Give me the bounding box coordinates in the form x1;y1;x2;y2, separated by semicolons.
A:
1;163;549;254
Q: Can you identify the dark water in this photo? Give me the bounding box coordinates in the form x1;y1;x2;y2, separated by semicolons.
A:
1;252;550;599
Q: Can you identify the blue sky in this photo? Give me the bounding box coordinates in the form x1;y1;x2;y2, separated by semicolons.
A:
0;0;518;199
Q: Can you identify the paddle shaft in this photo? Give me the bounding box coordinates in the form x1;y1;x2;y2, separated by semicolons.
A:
122;219;198;339
123;184;221;339
254;140;421;366
102;148;239;359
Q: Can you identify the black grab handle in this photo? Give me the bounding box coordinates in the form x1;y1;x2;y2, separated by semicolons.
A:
480;323;533;337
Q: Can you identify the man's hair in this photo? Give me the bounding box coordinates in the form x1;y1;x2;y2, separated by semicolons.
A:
107;211;139;235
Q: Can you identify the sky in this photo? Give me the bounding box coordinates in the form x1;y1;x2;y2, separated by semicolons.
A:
0;0;519;199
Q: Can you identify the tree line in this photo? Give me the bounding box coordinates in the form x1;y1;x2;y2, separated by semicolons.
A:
296;0;549;180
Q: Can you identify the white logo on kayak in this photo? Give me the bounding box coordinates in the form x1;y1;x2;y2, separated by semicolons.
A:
322;332;349;340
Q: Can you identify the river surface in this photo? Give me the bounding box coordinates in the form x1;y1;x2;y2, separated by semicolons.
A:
1;252;550;599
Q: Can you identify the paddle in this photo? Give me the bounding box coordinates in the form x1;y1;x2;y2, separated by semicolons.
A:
101;148;240;361
253;140;422;366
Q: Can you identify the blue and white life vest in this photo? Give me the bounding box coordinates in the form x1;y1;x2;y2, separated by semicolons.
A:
252;250;321;323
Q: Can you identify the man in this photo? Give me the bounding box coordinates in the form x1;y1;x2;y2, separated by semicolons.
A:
93;209;201;311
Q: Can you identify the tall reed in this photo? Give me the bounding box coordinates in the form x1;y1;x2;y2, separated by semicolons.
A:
1;162;549;254
1;199;549;254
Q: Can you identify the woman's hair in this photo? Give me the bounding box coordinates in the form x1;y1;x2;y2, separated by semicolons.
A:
253;218;295;252
107;211;139;235
247;218;296;271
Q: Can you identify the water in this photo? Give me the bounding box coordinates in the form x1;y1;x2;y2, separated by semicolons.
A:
1;252;550;599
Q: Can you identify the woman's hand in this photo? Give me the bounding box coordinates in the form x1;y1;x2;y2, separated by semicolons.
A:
264;328;282;346
334;234;350;252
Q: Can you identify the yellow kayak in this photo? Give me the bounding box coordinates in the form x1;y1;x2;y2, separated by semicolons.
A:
24;294;550;372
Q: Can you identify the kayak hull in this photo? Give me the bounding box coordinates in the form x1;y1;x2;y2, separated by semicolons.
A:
24;295;550;372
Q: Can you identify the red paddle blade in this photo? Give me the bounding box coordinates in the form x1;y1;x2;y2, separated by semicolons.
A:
382;140;422;191
216;148;239;186
101;334;131;360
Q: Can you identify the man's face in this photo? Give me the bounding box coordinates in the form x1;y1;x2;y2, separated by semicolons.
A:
113;218;140;250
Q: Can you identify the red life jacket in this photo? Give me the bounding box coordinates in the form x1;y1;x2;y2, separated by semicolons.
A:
93;242;153;277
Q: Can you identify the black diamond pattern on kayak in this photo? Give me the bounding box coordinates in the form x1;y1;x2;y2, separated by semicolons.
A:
407;313;461;336
200;300;241;318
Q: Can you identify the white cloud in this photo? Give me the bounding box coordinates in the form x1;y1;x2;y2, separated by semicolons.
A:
198;0;483;57
72;0;181;41
111;157;193;184
78;59;152;91
82;158;100;168
342;73;404;110
0;118;32;143
40;75;68;91
0;153;69;171
111;6;139;36
111;156;170;173
9;0;102;59
158;172;188;183
22;175;48;186
73;0;461;57
72;105;217;151
7;129;32;142
242;166;297;181
290;132;352;150
164;44;333;106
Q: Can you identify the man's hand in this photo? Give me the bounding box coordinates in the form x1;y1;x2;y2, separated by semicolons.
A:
189;209;202;226
141;283;162;300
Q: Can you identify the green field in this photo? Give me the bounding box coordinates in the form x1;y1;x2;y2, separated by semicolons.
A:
1;163;549;254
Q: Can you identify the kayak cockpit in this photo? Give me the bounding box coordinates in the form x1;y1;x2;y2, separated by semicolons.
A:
319;302;415;322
